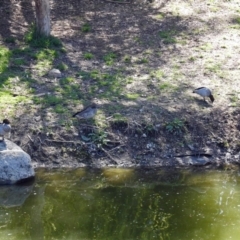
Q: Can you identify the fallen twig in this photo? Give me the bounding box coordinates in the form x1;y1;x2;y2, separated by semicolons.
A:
101;147;118;163
108;144;125;152
105;0;131;3
45;139;82;145
27;134;34;143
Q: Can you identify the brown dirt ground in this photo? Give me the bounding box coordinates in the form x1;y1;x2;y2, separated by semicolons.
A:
1;0;240;169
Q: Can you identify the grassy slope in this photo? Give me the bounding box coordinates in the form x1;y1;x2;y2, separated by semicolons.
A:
0;0;240;166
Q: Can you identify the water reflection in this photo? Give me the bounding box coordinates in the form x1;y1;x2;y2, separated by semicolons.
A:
0;168;239;240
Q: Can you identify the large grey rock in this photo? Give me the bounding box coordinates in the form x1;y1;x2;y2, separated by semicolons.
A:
0;140;35;184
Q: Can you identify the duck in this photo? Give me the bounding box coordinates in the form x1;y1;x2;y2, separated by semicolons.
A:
193;87;214;103
72;103;97;119
0;119;11;141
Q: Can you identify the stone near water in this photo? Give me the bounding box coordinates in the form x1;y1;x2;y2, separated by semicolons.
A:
0;140;35;184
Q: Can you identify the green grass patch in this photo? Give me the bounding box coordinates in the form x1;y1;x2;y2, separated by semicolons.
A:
0;91;28;112
60;77;75;85
11;58;26;66
4;36;16;44
158;30;177;44
138;58;149;64
124;93;140;100
24;24;62;48
33;49;58;61
123;55;131;63
199;43;212;51
103;52;117;66
35;95;63;107
12;47;32;58
54;104;67;113
153;13;165;20
81;23;91;33
150;69;164;80
229;95;239;107
0;46;11;73
165;118;185;135
159;82;176;91
83;52;94;60
76;69;128;99
57;62;68;71
205;63;221;73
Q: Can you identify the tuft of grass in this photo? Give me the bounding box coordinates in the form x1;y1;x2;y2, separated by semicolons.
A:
199;43;212;51
138;58;148;64
11;58;26;66
205;63;221;73
12;47;32;57
103;52;117;66
165;118;185;135
112;113;128;122
76;69;127;99
54;104;66;113
229;95;239;107
81;23;91;33
60;77;75;85
88;130;110;147
124;93;140;100
36;95;63;107
57;62;68;71
0;46;11;73
123;55;131;63
0;91;28;113
4;36;16;44
33;49;58;61
153;13;165;20
83;52;94;60
150;69;164;80
24;24;62;48
159;82;175;91
158;30;176;44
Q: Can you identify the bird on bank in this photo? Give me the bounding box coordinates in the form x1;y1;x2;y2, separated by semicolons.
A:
72;103;98;120
193;87;214;103
0;119;11;141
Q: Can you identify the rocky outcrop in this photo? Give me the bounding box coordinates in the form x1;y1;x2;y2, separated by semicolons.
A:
0;140;35;184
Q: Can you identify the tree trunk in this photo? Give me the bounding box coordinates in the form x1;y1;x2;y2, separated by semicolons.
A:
34;0;51;36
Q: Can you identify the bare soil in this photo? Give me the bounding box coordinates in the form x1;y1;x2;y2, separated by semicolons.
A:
1;0;240;169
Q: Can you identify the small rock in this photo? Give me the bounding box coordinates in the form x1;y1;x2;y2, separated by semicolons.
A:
48;69;62;78
188;144;195;151
142;133;147;138
225;152;231;160
146;143;155;149
234;154;239;159
34;116;41;122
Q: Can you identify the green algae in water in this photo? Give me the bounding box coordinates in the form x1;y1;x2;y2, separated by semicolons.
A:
0;168;240;240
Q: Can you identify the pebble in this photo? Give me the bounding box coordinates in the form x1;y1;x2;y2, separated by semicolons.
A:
48;69;62;78
225;152;231;160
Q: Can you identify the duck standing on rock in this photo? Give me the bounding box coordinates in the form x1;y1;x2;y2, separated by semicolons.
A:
0;119;11;141
193;87;214;103
72;103;98;120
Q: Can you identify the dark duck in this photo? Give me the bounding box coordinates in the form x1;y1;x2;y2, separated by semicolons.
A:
72;103;97;119
0;119;11;141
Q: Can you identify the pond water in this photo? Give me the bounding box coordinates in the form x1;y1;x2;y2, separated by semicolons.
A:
0;168;240;240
